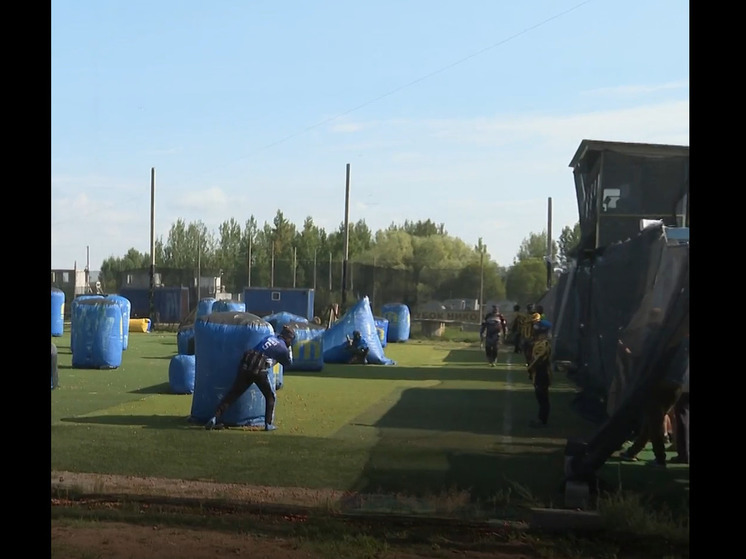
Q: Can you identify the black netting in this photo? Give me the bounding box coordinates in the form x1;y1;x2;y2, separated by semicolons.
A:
554;223;689;478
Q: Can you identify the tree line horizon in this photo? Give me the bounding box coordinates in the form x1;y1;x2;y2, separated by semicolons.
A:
97;210;581;313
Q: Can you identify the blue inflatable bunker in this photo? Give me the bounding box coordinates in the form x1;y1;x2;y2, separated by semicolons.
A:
381;303;411;342
189;312;283;427
263;311;309;331
71;299;123;369
197;297;217;318
52;288;65;337
287;322;325;371
212;300;246;313
169;354;196;394
106;294;131;350
374;316;389;348
322;297;395;365
70;295;105;350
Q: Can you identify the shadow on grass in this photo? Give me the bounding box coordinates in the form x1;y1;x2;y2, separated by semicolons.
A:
346;384;688;512
60;414;198;429
285;364;517;382
352;448;570;511
442;347;487;363
131;382;173;394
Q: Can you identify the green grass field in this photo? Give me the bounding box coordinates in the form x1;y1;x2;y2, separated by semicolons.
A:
51;327;689;520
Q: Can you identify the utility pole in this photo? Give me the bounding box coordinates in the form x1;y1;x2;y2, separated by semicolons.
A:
197;237;201;301
479;238;485;313
247;236;252;287
149;167;156;325
546;197;553;289
270;241;275;288
341;163;351;309
85;245;91;293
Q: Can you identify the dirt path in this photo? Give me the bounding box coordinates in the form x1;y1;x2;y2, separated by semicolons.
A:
51;471;543;558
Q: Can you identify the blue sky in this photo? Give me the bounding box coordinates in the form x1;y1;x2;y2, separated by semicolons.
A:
51;0;689;271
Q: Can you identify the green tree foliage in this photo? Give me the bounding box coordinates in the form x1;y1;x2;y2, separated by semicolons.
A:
215;217;244;291
99;248;152;292
505;258;549;305
410;235;479;302
400;218;447;237
367;229;414;268
557;222;581;269
294;217;327;288
161;219;214;269
507;230;563;302
327;219;373;259
515;231;557;263
97;211;545;312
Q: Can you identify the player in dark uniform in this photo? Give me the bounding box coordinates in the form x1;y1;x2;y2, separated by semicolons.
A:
508;304;527;354
344;330;370;364
527;319;552;428
479;305;507;367
205;325;295;431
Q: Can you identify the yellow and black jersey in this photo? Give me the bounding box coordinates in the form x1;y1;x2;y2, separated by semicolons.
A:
530;338;551;364
520;313;534;341
510;313;526;337
528;337;552;384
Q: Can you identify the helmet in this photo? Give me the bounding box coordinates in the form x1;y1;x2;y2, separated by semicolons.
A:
279;325;296;343
531;313;542;323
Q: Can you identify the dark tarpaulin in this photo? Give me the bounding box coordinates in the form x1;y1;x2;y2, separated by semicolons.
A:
552;224;689;478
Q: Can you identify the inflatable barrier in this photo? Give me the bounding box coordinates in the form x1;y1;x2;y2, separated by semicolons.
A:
169;354;196;394
189;312;280;427
323;297;395;365
129;318;151;332
52;288;65;336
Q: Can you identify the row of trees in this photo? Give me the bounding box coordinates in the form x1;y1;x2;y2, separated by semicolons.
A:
99;211;580;312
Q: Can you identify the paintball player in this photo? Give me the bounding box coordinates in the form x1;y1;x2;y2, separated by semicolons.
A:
479;305;507;367
508;304;527;354
344;330;370;364
522;311;542;366
205;325;295;431
527;319;553;427
619;334;688;467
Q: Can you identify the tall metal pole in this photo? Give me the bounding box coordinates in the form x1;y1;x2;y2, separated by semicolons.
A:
341;163;351;308
313;249;317;290
197;237;201;302
247;236;252;287
270;241;275;288
479;240;484;313
85;245;91;293
149;167;156;324
546;196;553;289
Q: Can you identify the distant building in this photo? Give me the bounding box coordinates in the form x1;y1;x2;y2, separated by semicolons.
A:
51;265;102;317
443;298;479;311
